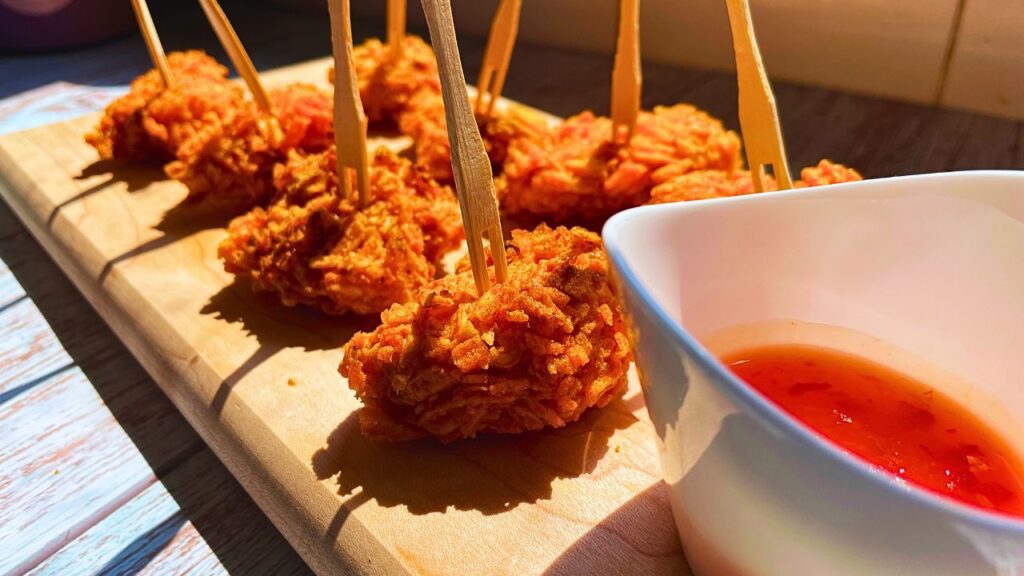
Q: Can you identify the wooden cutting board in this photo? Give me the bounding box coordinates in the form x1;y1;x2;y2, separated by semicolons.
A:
0;57;690;576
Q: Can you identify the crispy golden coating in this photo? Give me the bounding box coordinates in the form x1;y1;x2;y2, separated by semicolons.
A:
396;90;454;181
165;83;333;208
272;83;334;153
498;105;743;222
397;89;552;182
647;159;863;204
339;225;632;443
647;169;755;203
165;100;282;209
335;36;554;184
218;148;464;315
140;82;245;160
794;159;862;188
86;51;242;161
332;35;441;124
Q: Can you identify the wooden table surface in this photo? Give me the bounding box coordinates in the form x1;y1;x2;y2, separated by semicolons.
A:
1;1;1021;575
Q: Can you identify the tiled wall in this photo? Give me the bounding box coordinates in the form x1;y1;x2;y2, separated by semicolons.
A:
353;0;1024;120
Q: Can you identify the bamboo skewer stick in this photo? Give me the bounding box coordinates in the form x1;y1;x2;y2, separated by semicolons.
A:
474;0;522;118
387;0;407;57
129;0;174;88
198;0;272;112
610;0;641;143
421;0;509;296
328;0;370;207
724;0;792;192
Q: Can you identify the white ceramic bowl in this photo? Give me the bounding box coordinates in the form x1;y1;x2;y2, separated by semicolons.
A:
603;171;1024;576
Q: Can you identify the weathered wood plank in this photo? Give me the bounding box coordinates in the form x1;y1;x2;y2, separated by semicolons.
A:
30;450;312;576
0;260;25;307
0;199;311;574
0;367;199;575
0;297;72;398
28;472;200;576
0;368;150;574
0;205;165;381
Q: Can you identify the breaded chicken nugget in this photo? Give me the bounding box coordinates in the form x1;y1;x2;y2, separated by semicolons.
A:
86;51;242;161
339;225;632;442
336;36;548;184
218;148;463;314
397;89;551;182
498;105;742;222
647;159;862;204
331;35;441;125
165;83;332;208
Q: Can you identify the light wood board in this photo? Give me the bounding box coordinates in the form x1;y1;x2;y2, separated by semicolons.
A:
0;56;690;575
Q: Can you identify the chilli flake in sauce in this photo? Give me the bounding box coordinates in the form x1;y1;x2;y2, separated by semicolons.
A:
725;344;1024;518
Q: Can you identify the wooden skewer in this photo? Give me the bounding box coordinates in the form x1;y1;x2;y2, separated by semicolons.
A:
724;0;792;192
328;0;370;207
128;0;174;88
474;0;523;118
421;0;509;296
198;0;272;113
387;0;407;58
610;0;641;144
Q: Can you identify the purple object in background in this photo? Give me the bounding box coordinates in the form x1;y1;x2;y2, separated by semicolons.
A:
0;0;134;51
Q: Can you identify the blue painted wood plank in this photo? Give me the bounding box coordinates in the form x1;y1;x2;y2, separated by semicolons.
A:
30;450;312;576
27;463;221;576
0;224;306;574
0;297;73;399
0;367;197;574
0;259;26;308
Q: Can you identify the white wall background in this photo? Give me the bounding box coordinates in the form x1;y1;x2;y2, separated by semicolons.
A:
352;0;1024;120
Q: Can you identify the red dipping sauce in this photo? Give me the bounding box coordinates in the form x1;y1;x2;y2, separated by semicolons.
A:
725;345;1024;518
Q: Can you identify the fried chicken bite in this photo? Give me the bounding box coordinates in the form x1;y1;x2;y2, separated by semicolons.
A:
271;83;334;153
498;105;742;223
646;159;862;204
396;89;552;182
165;83;333;209
339;225;632;443
334;36;549;184
795;159;862;188
86;50;242;161
330;35;441;125
218;147;464;315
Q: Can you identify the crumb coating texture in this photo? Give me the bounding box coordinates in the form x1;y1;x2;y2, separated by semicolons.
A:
340;225;632;442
